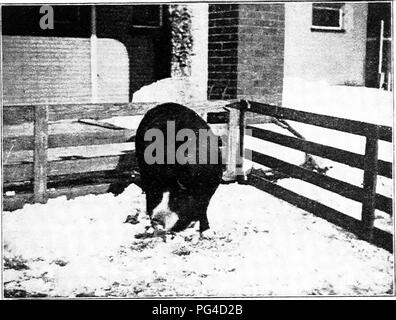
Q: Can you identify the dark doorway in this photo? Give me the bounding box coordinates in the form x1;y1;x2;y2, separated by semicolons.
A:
365;3;392;90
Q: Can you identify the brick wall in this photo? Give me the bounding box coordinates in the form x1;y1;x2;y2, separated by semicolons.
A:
208;4;285;106
238;4;285;105
208;4;239;100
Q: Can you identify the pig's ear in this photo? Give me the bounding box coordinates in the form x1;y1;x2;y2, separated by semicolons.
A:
177;179;187;190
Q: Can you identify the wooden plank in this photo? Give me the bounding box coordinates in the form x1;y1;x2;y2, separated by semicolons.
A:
33;105;48;203
232;101;392;142
3;105;35;125
3;152;138;182
238;101;248;183
3;182;135;212
247;174;393;252
49;153;137;176
247;149;392;216
3;103;154;125
375;193;393;215
372;227;394;253
378;159;393;179
4;142;134;164
4;100;232;125
223;106;244;181
361;132;379;242
78;118;127;130
4;170;138;192
207;111;229;124
246;149;366;204
3;129;136;152
3;193;34;211
246;125;392;178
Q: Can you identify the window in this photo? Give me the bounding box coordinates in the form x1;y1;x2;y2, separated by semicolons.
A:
311;3;344;31
54;6;82;25
131;5;163;28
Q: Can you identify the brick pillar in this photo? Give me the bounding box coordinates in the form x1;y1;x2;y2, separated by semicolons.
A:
208;4;239;100
208;4;285;106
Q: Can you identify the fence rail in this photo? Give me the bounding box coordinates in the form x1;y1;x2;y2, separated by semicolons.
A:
247;126;392;179
227;100;393;252
242;101;392;141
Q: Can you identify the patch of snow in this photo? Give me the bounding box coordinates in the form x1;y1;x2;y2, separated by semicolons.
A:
283;77;393;127
3;183;393;297
132;78;205;104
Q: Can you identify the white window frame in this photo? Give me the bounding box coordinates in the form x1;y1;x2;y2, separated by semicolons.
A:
311;4;344;31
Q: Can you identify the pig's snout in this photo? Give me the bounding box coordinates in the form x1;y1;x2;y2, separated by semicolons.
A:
151;214;165;228
151;210;179;231
151;191;179;231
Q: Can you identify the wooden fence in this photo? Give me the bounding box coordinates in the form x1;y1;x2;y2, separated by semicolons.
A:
3;100;393;252
225;100;393;252
3;101;230;211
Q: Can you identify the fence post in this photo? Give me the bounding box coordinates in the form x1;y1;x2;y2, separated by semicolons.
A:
33;105;49;203
224;102;245;182
361;127;379;242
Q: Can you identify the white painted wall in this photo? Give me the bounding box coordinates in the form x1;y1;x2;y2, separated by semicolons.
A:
189;3;209;100
283;3;368;86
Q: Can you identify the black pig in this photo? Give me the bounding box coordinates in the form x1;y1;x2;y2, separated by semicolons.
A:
135;103;223;234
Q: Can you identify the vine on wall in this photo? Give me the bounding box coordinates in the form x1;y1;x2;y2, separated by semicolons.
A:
169;5;193;77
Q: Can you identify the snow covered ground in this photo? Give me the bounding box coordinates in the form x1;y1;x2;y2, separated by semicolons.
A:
3;183;393;297
282;77;393;127
3;81;393;297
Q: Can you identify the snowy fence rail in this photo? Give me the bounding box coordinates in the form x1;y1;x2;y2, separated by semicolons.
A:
227;101;393;252
3;101;229;211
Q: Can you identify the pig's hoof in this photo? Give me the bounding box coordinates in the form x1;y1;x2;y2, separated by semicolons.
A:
134;232;152;239
153;228;166;237
135;226;156;239
124;214;139;224
200;229;216;240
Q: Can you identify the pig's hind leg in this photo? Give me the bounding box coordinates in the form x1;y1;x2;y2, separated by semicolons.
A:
169;217;192;232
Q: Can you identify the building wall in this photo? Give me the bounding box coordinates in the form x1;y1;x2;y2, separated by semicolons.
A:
207;4;285;105
96;38;130;103
2;5;169;105
237;3;285;105
2;36;130;105
284;3;368;86
189;3;209;101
